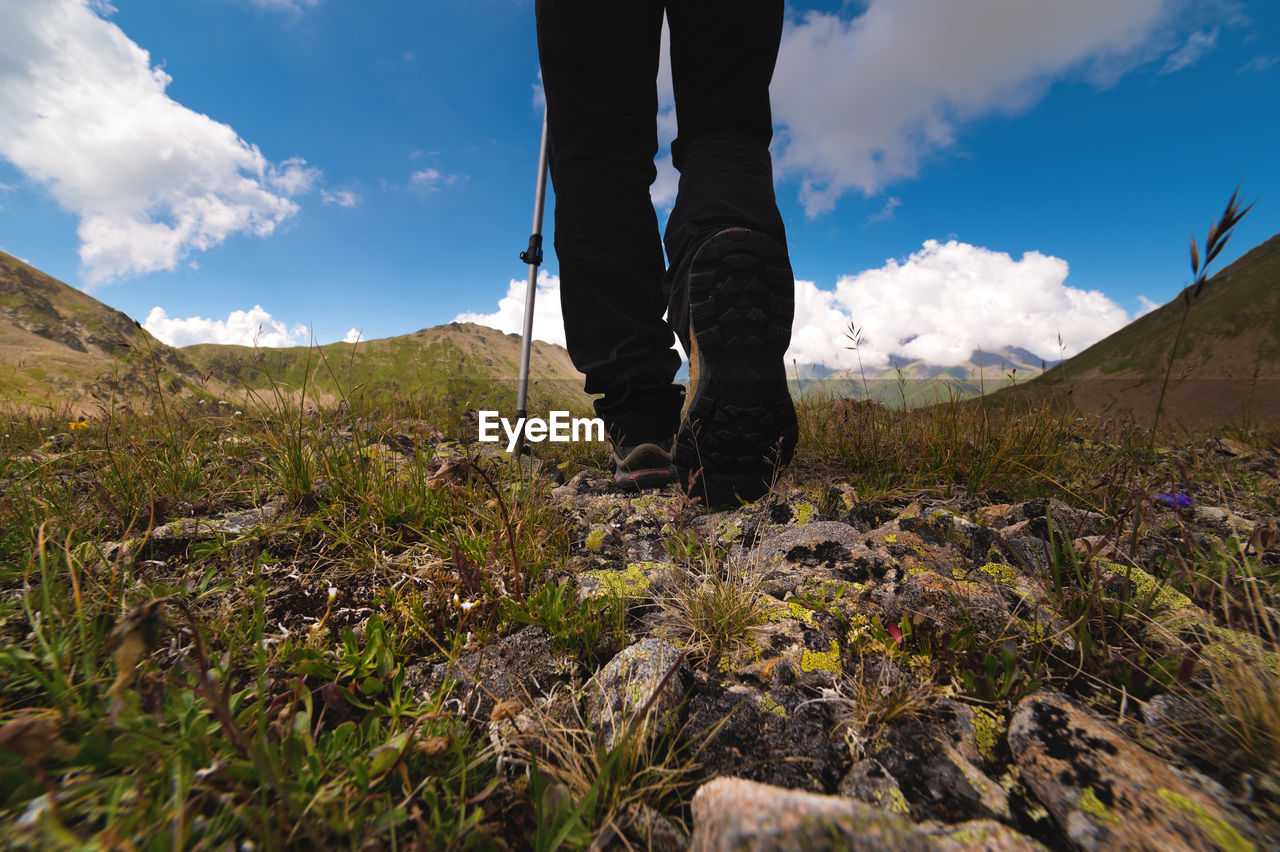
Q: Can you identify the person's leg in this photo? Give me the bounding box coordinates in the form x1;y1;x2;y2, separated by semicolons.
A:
534;0;684;448
662;0;789;356
663;0;797;506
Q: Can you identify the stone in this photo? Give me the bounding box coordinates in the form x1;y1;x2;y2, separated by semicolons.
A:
689;777;932;851
1008;690;1261;852
420;626;579;722
586;638;688;751
839;758;910;815
682;680;848;793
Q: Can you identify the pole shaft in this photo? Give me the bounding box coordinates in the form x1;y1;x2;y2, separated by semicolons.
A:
514;108;550;454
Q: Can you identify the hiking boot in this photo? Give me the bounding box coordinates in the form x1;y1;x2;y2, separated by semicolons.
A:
611;441;678;492
674;227;797;507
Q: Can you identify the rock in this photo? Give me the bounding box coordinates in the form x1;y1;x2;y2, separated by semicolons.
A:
422;626;579;722
921;820;1049;852
1009;690;1261;851
148;501;282;542
871;711;1012;824
624;802;686;852
690;777;932;851
682;680;848;793
586;638;688;751
839;758;911;815
746;520;868;597
689;777;1047;851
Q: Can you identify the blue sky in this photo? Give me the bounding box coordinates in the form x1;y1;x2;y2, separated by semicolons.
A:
0;0;1277;371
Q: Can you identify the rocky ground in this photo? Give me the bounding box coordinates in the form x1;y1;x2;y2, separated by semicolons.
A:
22;424;1280;850
443;459;1279;850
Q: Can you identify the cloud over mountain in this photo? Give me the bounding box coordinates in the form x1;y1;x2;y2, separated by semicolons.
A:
458;241;1135;371
788;240;1131;370
145;305;310;347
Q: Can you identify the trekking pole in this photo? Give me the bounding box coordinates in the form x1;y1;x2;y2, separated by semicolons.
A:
513;107;550;458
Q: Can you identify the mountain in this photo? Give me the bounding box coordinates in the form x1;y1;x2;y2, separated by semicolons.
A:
0;250;590;416
0;250;210;412
790;345;1058;408
181;323;591;413
988;231;1280;427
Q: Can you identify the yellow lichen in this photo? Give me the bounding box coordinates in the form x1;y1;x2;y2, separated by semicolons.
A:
1096;559;1191;611
1076;787;1119;823
972;707;1004;762
977;561;1019;587
584;528;606;552
800;644;842;674
581;563;654;598
885;534;898;544
886;785;910;816
793;502;816;526
1157;789;1254;852
787;601;816;627
758;694;788;718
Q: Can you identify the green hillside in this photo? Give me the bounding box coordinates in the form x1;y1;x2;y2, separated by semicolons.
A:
988;230;1280;428
0;250;590;417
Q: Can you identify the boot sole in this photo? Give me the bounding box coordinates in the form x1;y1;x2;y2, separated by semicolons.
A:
674;228;797;507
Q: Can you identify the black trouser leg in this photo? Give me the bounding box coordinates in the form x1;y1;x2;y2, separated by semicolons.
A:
534;1;788;445
535;0;683;447
663;0;789;357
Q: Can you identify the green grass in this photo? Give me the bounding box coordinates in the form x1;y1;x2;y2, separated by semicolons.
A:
2;322;1278;847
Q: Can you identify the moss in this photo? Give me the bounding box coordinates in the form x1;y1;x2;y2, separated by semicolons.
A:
581;563;654;598
1076;787;1119;823
1156;788;1254;852
800;644;842;674
584;528;606;552
758;693;788;718
976;561;1019;587
793;501;816;526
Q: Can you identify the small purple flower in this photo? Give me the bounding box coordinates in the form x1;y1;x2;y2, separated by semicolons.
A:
1155;492;1193;508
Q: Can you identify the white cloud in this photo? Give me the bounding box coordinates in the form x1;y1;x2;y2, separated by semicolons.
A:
144;305;310;347
1159;28;1218;74
409;168;442;190
266;157;319;195
407;167;463;194
321;189;361;208
1134;295;1161;316
244;0;320;12
343;328;362;343
453;271;567;348
1237;55;1279;74
455;241;1132;372
652;16;678;213
651;157;679;210
867;196;901;223
771;0;1173;216
0;0;318;282
786;240;1132;369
